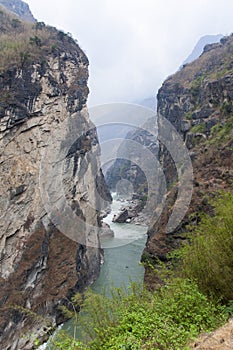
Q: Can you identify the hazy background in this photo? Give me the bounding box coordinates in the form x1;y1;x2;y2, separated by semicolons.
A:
26;0;233;106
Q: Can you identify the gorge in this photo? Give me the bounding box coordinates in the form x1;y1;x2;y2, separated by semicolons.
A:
0;0;233;349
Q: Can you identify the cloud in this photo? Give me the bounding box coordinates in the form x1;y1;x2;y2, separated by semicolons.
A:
27;0;233;105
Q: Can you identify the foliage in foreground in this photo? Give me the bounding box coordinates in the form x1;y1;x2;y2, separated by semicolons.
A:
179;192;233;302
50;279;226;350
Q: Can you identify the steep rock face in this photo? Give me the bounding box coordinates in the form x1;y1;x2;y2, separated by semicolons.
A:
0;0;36;22
143;35;233;288
106;118;158;194
105;117;159;225
0;17;110;350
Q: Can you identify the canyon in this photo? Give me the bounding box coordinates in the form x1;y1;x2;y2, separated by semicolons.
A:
0;0;233;348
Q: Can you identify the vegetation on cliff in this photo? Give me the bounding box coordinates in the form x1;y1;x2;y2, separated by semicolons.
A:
144;32;233;281
0;5;89;122
178;192;233;302
0;5;86;72
172;34;233;88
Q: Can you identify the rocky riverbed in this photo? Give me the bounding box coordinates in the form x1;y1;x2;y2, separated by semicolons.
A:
112;195;151;226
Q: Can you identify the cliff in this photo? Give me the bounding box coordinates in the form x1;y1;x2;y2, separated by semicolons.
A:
143;34;233;288
0;7;110;350
105;116;159;225
0;0;36;22
105;117;158;195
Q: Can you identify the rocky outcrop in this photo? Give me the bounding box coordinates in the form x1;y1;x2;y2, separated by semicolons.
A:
0;13;110;350
143;34;233;288
106;117;158;195
190;318;233;349
112;209;131;223
99;222;114;239
111;197;148;225
0;0;36;22
105;116;159;227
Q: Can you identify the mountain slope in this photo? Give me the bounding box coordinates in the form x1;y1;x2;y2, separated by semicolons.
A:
143;34;233;288
0;0;36;22
182;34;223;65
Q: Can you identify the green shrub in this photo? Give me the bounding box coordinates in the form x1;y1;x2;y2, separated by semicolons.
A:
179;192;233;302
223;300;233;317
184;111;193;120
208;115;233;144
191;122;206;134
220;101;232;116
190;74;206;103
52;280;226;350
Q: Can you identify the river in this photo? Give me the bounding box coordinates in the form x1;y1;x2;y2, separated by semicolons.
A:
93;194;147;293
42;194;147;348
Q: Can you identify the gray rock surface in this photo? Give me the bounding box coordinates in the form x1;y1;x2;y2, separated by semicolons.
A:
0;22;110;350
112;209;129;223
0;0;36;22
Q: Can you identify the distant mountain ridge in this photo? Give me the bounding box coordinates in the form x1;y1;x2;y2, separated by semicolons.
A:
0;0;36;22
182;34;223;65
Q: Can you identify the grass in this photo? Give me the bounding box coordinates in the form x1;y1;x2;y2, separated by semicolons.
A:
207;115;233;145
178;192;233;302
191;122;206;134
49;280;226;350
0;5;85;72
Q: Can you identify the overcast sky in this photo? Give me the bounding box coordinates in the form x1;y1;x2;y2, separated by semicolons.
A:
26;0;233;106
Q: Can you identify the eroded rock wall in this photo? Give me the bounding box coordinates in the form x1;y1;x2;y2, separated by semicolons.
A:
0;34;109;350
143;35;233;289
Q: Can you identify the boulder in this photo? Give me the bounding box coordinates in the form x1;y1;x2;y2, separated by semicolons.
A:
112;209;129;223
100;222;114;238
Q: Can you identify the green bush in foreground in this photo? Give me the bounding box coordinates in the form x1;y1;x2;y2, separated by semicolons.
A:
179;192;233;302
51;279;226;350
